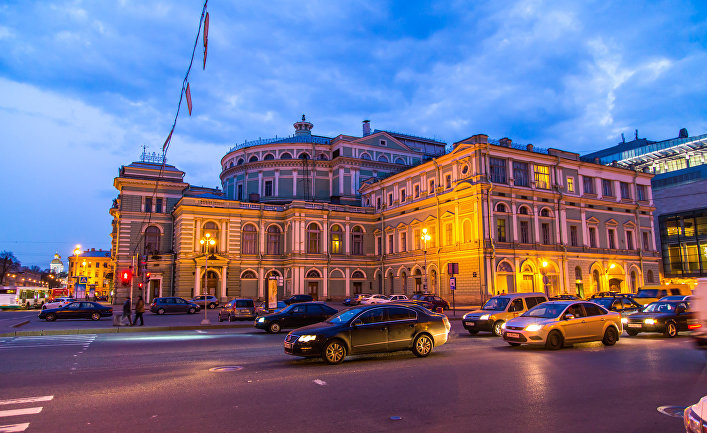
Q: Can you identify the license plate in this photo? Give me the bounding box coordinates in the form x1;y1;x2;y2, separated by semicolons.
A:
506;332;520;338
284;342;292;349
240;309;250;313
465;322;475;327
627;324;642;328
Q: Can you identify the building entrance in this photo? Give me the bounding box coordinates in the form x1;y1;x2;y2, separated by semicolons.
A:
308;282;319;300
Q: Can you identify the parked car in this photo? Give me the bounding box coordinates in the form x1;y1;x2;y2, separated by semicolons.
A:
623;300;693;337
283;303;451;364
218;298;256;322
589;291;621;299
342;294;371;306
283;294;314;305
690;278;706;350
392;299;436;311
633;284;691;305
591;296;643;317
684;395;707;433
150;297;201;315
255;302;338;333
463;292;548;336
42;297;76;310
38;301;113;321
502;301;622;350
360;294;389;305
659;295;693;302
412;294;449;311
549;294;579;301
255;301;287;316
387;295;409;302
191;295;219;309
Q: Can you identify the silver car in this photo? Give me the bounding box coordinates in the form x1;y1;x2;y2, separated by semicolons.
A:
502;301;622;350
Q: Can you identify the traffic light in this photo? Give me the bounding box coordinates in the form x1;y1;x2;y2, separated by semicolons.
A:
145;272;151;280
138;282;143;289
121;269;132;286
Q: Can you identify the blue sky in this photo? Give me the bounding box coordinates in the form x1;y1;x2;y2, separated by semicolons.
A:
1;0;706;268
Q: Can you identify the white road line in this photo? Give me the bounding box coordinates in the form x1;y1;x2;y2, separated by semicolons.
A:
0;396;53;406
0;423;30;432
0;407;42;418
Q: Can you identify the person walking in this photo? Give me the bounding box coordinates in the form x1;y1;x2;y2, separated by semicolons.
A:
133;296;145;326
122;297;133;326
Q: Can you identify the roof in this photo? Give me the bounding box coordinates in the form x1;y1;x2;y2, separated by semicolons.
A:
227;134;332;154
582;133;707;166
126;161;183;172
79;250;111;258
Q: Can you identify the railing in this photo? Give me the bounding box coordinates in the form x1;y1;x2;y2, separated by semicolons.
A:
228;135;332;153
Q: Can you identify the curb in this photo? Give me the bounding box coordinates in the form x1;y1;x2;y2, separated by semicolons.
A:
11;320;30;328
0;323;253;338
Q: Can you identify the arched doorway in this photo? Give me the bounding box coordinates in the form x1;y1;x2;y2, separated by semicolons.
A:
199;270;219;297
592;269;601;295
575;266;584;298
606;264;625;292
629;270;637;293
401;271;408;295
388;271;395;295
520;263;536;293
495;261;515;295
305;269;321;300
430;269;438;294
414;269;422;293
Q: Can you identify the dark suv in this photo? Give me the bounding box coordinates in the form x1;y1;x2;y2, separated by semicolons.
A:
218;298;256;321
412;294;449;311
283;294;314;305
150;297;201;315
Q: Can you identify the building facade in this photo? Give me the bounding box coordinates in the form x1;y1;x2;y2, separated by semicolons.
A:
49;253;64;274
67;248;112;297
110;118;660;304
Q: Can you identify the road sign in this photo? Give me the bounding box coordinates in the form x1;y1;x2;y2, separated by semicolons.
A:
449;277;456;290
79;277;88;284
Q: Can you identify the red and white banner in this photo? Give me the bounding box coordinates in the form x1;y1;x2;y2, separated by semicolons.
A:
186;82;192;116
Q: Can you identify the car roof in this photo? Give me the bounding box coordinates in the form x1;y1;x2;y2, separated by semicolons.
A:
491;292;547;298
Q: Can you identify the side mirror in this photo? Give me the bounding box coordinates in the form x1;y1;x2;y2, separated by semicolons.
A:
564;314;575;321
351;319;363;328
675;306;686;314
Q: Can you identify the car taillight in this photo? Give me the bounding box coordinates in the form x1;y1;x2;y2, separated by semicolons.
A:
688;323;702;330
443;316;450;331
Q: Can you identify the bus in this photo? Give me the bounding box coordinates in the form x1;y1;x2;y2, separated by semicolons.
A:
0;286;51;309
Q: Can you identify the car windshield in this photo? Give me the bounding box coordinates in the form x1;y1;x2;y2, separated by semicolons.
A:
592;298;613;308
482;297;510;311
327;307;366;324
642;302;675;313
522;303;567;319
235;300;253;308
635;289;660;298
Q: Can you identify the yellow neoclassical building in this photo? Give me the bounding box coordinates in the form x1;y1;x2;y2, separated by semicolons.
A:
68;248;112;297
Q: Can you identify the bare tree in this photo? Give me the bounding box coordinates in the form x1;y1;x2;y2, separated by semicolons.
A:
0;251;20;285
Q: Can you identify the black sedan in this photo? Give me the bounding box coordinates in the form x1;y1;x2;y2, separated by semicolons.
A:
591;296;643;316
623;300;693;337
283;303;451;364
283;294;314;305
38;301;113;321
255;302;337;333
411;294;449;311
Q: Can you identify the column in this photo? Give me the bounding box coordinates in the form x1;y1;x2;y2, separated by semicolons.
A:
274;170;280;196
351;169;357;195
511;202;518;242
194;266;200;297
258;171;263;197
258;268;264;299
559;207;568;245
221;265;227;299
580;208;588;246
293;170;298;196
533;205;540;244
345;223;351;254
323;265;329;299
220;220;227;253
345;268;351;297
329;170;333;196
195;219;201;252
338;168;344;195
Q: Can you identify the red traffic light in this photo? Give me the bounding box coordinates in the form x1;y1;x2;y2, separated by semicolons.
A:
145;272;151;279
138;282;143;289
120;269;132;286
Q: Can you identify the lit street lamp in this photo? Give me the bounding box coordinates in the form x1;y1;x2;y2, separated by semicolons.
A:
199;233;216;325
541;260;550;296
73;245;82;298
421;228;431;293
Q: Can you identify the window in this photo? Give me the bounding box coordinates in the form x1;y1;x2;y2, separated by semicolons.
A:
565;177;574;193
203;222;219;245
400;232;407;252
642;232;651;251
242;224;257;254
583;303;604;316
264;180;273;197
520;221;529;243
445;223;453;245
144;197;152;213
496;203;507;213
249;155;258;162
358;308;385;324
360;153;371;160
378;155;389;163
413;229;420;250
155;198;163;213
509;298;524;313
330;225;342;254
388;193;393;206
414;184;420;198
387;306;416;321
602;179;613;197
646;270;654;283
264;153;275;160
144;226;160;255
496;219;507;242
267;226;281;255
351;226;363;255
540;208;550;217
626;231;634;250
388;234;394;254
608;229;616;249
513;162;529;187
280;152;292;159
518;206;529;215
380;139;387;146
429;179;435;192
461;165;469;176
400;189;406;202
534;165;550;189
637;184;646;201
307;224;320;253
489;158;507;184
376;197;381;210
589;227;597;248
445;174;452;189
583;176;595;194
620;182;631;200
237;184;243;201
570;226;578;247
541;223;551;244
376;236;381;255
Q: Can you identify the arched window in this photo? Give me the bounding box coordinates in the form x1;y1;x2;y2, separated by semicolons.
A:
630;271;637;291
264;153;275;160
593;269;601;292
318;153;328;160
242;224;258;255
394;157;405;165
267;225;281;255
540;208;550;217
351;226;363;255
377;155;389;163
307;223;320;253
241;270;257;279
496;203;507;213
518;206;529;215
497;261;512;272
203;222;219;248
306;269;321;278
360;153;371;160
249;155;258;163
351;270;365;279
298;152;310;160
229;161;234;168
144;226;160;255
330;225;342;254
461;165;470;176
575;266;582;280
280;152;292;159
237;158;244;165
646;269;654;283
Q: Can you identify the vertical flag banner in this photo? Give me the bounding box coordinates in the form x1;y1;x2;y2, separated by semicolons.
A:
186;82;192;116
203;12;209;69
163;127;174;152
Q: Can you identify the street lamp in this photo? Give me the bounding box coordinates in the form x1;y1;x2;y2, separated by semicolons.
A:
199;233;216;325
540;260;550;296
421;228;431;293
73;245;81;298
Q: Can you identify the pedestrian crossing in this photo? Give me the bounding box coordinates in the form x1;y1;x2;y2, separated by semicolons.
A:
0;395;53;432
0;334;96;350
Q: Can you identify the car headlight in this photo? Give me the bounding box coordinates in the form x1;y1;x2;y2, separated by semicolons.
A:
621;318;628;324
644;319;655;325
297;335;317;343
257;317;265;323
480;314;490;320
501;322;506;329
525;324;543;332
463;313;470;319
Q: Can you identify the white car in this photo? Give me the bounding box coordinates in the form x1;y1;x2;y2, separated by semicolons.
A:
361;294;389;305
42;297;76;310
684;395;706;432
387;295;409;302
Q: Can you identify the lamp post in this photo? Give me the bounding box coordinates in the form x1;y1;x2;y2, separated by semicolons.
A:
72;245;81;298
199;233;216;325
421;228;431;293
541;260;550;296
605;263;616;292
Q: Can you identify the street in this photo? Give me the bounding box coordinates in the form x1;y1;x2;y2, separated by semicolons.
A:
1;321;705;433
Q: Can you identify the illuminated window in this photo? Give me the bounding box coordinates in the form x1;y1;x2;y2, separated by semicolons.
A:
496;219;506;242
266;226;281;255
400;232;407;252
534;165;550;189
566;177;574;193
330;225;342;254
242;224;257;255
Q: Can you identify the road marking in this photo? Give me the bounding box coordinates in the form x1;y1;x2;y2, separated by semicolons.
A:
313;379;327;386
0;335;96;350
0;396;53;406
0;423;30;432
0;408;42;418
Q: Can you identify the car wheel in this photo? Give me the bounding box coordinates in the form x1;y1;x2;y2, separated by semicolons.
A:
602;326;619;346
412;334;434;357
45;313;57;322
208;303;216;309
626;329;639;336
492;320;505;337
545;330;563;350
507;342;521;347
90;312;101;321
467;330;479;335
322;339;346;365
188;307;196;314
157;308;165;315
268;322;281;334
664;321;677;338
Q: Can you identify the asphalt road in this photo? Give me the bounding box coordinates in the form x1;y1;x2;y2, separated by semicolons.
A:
1;322;705;433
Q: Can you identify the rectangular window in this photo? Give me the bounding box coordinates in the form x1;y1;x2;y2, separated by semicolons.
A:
489;157;507;184
388;193;393;206
637;184;646;201
626;231;634;250
496;219;507;242
445;174;452;189
520;221;529;243
566;177;574;193
352;231;363;255
237;184;243;201
388;234;394;254
589;227;597;248
144;197;152;213
608;229;616;249
534;165;550;189
155;198;163;213
414;229;420;250
620;182;631;200
264;180;273;197
642;232;650;250
513;162;529;187
541;223;551;244
428;226;436;248
414;184;420;198
570;225;578;247
376;236;382;255
445;223;453;245
429;179;435;192
376;197;381;210
583;176;595;194
400;189;406;202
602;179;613;197
400;232;407;252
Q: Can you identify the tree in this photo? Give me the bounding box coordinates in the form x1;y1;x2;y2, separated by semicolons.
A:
0;251;20;285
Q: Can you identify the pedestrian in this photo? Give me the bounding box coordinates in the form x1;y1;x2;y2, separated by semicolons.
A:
122;297;133;326
133;296;145;326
